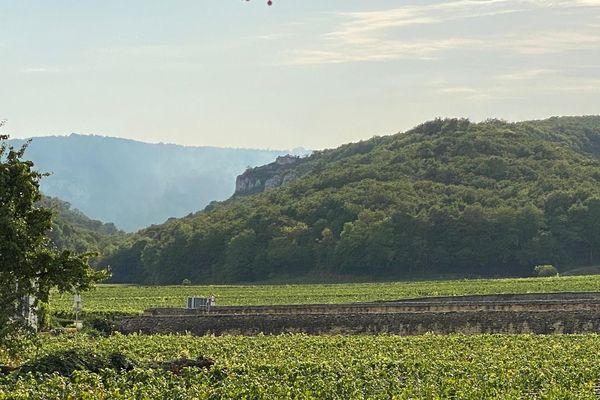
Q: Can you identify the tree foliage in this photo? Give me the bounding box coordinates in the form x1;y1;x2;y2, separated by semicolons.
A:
0;129;108;346
39;195;126;256
104;116;600;283
534;265;558;277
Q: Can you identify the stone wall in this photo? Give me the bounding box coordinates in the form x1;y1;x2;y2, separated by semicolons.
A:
144;292;600;316
145;300;600;316
117;310;600;336
116;292;600;336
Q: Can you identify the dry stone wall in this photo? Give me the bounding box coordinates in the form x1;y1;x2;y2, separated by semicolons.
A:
115;292;600;336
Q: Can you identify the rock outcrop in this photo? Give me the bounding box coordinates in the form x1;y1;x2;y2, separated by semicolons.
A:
235;155;303;196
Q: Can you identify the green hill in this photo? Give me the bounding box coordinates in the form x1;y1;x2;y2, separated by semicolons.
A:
40;196;127;256
104;116;600;284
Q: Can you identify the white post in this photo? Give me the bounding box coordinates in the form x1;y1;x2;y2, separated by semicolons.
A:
73;293;82;329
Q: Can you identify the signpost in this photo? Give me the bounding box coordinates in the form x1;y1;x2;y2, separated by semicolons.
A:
73;293;82;329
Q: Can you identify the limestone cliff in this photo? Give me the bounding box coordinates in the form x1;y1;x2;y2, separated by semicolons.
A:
235;155;304;196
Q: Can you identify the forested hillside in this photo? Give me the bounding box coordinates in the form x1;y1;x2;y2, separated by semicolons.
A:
9;134;305;231
104;116;600;284
40;196;127;257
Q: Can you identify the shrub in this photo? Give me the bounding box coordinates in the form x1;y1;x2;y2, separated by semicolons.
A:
85;316;115;336
181;278;191;285
534;264;559;277
18;349;136;376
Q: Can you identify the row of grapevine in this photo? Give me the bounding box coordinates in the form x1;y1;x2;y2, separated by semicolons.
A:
2;333;600;399
50;275;600;315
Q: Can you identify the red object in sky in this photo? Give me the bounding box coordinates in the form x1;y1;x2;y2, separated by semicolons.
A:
244;0;273;5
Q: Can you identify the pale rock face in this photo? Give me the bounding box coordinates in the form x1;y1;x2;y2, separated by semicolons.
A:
234;154;303;195
281;171;297;185
264;176;282;191
275;155;299;166
235;176;263;193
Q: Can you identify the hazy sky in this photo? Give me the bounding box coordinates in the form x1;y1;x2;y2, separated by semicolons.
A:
1;0;599;149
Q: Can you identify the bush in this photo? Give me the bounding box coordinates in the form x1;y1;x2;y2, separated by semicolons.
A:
18;349;136;376
181;278;191;285
0;322;36;364
534;264;559;277
84;316;115;336
15;350;212;376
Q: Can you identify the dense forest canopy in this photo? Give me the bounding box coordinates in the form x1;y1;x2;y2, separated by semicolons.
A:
39;196;126;257
100;116;600;284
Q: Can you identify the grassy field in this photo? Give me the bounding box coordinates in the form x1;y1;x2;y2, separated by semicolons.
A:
3;333;600;399
50;275;600;315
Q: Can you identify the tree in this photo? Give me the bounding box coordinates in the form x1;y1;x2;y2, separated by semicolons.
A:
222;229;258;282
534;264;558;277
0;126;107;348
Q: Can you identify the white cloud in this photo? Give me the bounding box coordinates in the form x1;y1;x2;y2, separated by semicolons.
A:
93;44;190;59
287;0;600;65
431;68;600;100
496;69;557;80
289;38;481;65
323;0;600;42
326;0;526;44
436;86;480;94
432;82;513;100
501;31;600;54
571;0;600;5
258;34;285;41
550;79;600;92
21;66;71;74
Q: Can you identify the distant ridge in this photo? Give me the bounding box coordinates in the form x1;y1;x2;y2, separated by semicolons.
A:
9;134;307;231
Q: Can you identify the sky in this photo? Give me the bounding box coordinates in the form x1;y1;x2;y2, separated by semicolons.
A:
1;0;599;150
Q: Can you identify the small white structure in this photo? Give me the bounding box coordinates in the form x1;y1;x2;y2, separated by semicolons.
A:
186;296;215;312
19;295;38;331
73;293;83;329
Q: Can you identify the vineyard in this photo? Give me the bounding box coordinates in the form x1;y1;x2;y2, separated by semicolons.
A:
50;275;600;315
0;277;598;398
2;333;600;399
